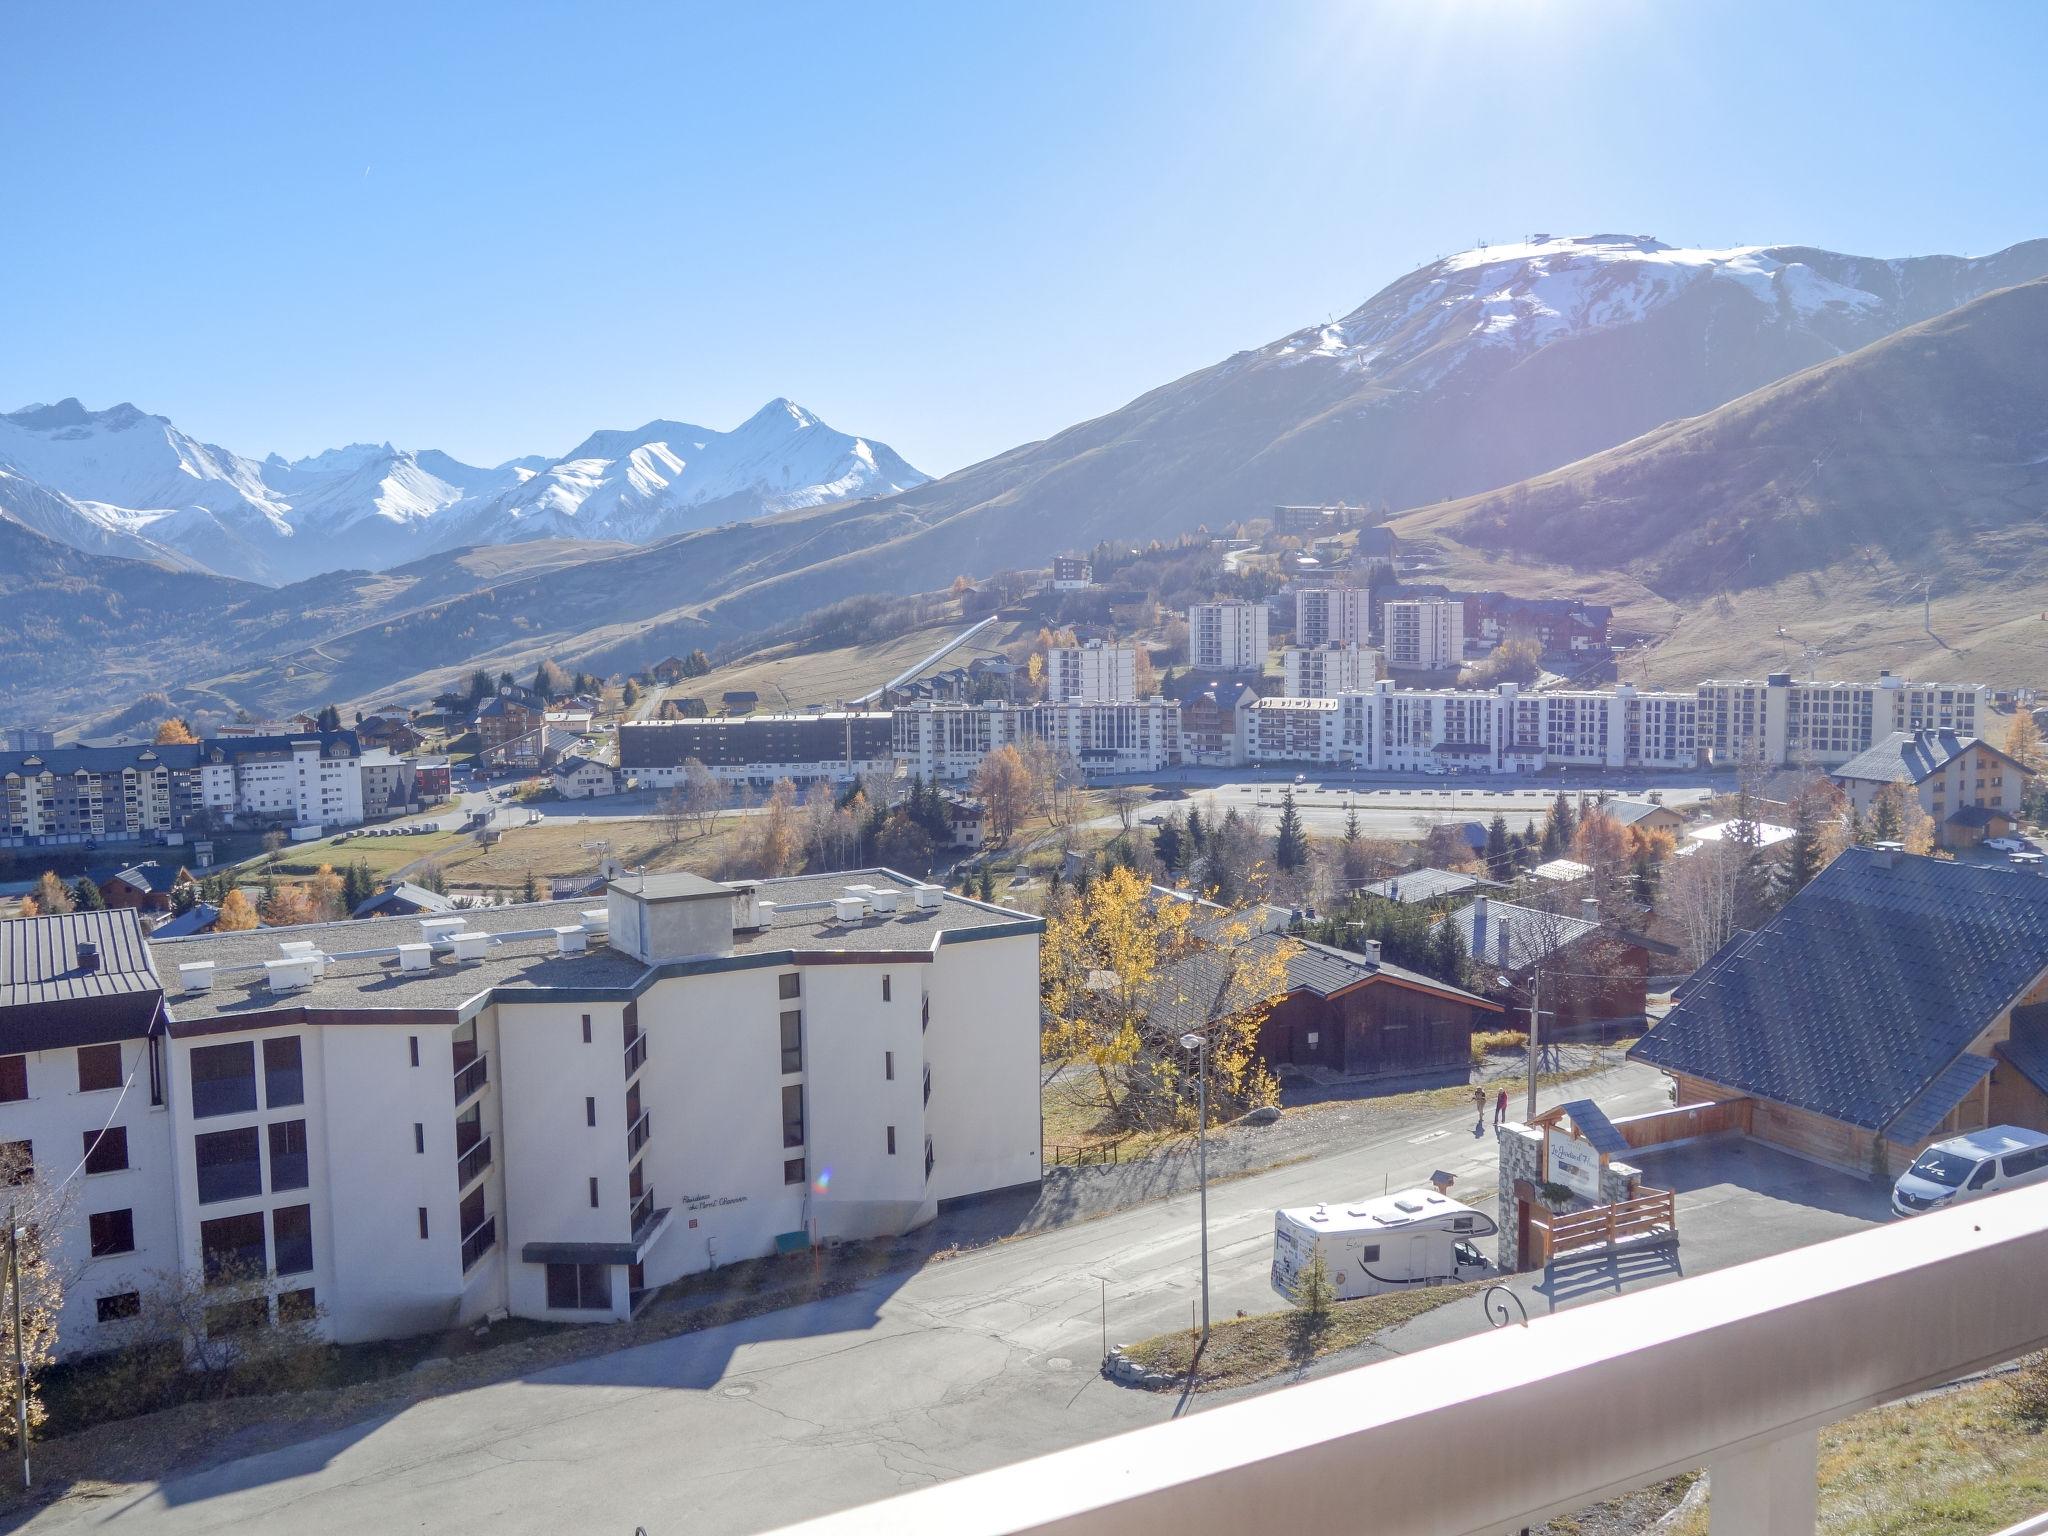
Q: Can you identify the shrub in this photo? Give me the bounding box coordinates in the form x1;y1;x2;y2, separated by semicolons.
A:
2008;1352;2048;1427
1469;1029;1529;1068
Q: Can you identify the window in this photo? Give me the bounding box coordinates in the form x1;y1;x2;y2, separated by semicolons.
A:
882;975;891;1002
89;1208;137;1258
277;1287;317;1323
589;1176;600;1208
2;1141;31;1185
2005;1145;2048;1177
409;1036;420;1067
460;1185;485;1236
784;1156;806;1186
885;1050;894;1081
0;1056;24;1103
1361;1243;1381;1263
418;1207;430;1239
886;1126;896;1156
1969;1161;1998;1190
268;1120;309;1191
586;1097;596;1128
77;1044;123;1093
782;1085;805;1148
263;1037;304;1108
581;1014;592;1043
780;1012;803;1074
82;1127;128;1175
95;1291;141;1323
205;1296;268;1335
189;1042;256;1119
414;1123;425;1154
271;1204;313;1276
195;1126;263;1204
778;972;800;1000
545;1261;610;1310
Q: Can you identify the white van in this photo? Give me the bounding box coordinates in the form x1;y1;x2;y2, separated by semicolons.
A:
1272;1190;1496;1301
1891;1125;2048;1218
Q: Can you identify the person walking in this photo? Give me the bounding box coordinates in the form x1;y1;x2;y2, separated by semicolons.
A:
1494;1087;1509;1126
1474;1085;1486;1131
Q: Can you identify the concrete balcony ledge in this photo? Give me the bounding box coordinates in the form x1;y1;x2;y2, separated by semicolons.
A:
770;1184;2048;1536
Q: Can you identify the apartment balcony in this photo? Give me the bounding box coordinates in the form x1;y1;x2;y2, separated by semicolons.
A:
453;1052;488;1106
455;1133;492;1190
923;1063;932;1107
623;1029;647;1080
767;1183;2048;1536
459;1215;496;1272
626;1110;651;1160
630;1185;664;1248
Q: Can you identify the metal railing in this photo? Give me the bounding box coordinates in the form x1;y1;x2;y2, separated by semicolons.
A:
453;1053;488;1105
626;1110;651;1159
923;1063;932;1106
1048;1141;1124;1168
630;1186;655;1239
459;1216;496;1272
923;1135;934;1181
456;1133;492;1190
761;1182;2048;1536
623;1031;647;1079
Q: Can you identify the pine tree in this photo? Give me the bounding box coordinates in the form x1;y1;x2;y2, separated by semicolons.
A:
1152;813;1183;874
1184;806;1205;853
978;864;996;902
315;702;343;732
1274;789;1307;872
1485;813;1511;878
1543;791;1575;858
467;668;495;702
1871;786;1904;843
1787;789;1824;892
1428;913;1470;989
70;875;106;911
521;868;538;903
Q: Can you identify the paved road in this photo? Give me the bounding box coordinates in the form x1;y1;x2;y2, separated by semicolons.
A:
1130;779;1718;840
28;1061;1891;1536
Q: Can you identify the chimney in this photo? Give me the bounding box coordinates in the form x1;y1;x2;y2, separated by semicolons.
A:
1363;939;1382;964
1581;897;1601;921
75;941;100;974
1871;841;1901;869
1473;896;1488;922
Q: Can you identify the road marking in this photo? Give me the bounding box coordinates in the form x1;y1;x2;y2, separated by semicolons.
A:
1408;1129;1452;1145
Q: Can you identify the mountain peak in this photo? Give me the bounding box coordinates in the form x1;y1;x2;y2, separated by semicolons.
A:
5;398;159;433
739;397;820;433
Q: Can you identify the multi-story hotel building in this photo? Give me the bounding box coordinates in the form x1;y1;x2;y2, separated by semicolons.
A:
1044;641;1137;703
618;714;895;789
1281;644;1381;698
1;872;1042;1358
1381;597;1467;672
1186;600;1269;672
1694;671;1990;766
1294;587;1372;649
891;700;1182;781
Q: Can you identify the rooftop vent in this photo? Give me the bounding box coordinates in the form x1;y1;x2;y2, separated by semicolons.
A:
450;931;489;963
265;956;319;993
177;961;214;992
911;884;944;910
420;916;466;944
1364;939;1382;964
396;943;433;972
75;941;100;974
554;925;588;956
869;888;903;913
277;940;326;977
832;897;868;925
579;907;608;935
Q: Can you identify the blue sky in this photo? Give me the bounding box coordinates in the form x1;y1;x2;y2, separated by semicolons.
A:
5;1;2043;476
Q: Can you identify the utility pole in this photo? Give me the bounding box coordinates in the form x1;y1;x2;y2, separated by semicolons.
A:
1180;1032;1211;1348
9;1205;28;1490
1525;967;1541;1123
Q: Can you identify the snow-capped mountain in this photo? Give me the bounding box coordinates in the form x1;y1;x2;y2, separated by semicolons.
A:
0;397;926;584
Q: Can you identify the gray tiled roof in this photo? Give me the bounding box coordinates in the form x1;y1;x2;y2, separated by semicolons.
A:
1451;899;1600;974
1831;730;1974;786
0;742;202;776
1886;1054;1997;1145
1554;1099;1629;1157
1631;847;2048;1135
1605;800;1672;828
1362;868;1496;905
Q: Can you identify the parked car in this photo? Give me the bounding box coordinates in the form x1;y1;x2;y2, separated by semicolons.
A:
1891;1125;2048;1218
1987;837;2027;853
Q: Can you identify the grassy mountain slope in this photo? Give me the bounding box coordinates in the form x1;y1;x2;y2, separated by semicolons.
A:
1393;278;2048;685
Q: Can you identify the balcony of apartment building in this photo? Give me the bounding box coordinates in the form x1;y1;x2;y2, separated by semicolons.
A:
771;1184;2048;1536
452;1019;488;1106
623;1015;647;1081
454;1100;490;1191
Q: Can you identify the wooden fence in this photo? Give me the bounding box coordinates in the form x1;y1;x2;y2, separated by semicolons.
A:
1540;1187;1678;1261
1608;1097;1755;1152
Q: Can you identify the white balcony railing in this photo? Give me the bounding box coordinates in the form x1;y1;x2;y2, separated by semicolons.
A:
768;1183;2048;1536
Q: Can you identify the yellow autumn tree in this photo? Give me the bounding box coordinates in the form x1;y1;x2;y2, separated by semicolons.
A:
2007;709;2044;775
153;718;199;745
306;865;346;923
30;871;73;916
1040;866;1285;1132
973;743;1037;842
215;889;260;931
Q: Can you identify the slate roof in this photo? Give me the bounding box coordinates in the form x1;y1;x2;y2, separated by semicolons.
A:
1947;804;2011;829
352;883;457;918
1996;1005;2048;1097
1553;1098;1629;1157
1886;1053;1997;1145
1451;899;1600;974
97;861;182;895
1831;730;1976;786
1606;799;1677;828
1361;867;1497;905
1630;847;2048;1135
0;743;202;777
149;903;220;938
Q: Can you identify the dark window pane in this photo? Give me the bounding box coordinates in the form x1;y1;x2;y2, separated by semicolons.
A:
2;1141;31;1185
205;1297;268;1335
77;1044;123;1093
782;1084;804;1148
460;1186;485;1235
89;1209;136;1257
272;1204;313;1276
780;1012;802;1074
95;1291;141;1323
277;1287;316;1323
82;1126;128;1175
189;1043;256;1119
778;973;800;999
784;1156;806;1186
195;1127;262;1204
262;1037;304;1108
545;1262;578;1309
0;1056;25;1103
267;1120;309;1191
200;1212;265;1282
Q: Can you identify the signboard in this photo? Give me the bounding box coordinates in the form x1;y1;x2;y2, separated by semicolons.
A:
1546;1128;1603;1203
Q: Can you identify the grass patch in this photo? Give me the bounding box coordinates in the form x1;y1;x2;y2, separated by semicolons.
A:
267;829;469;880
436;817;750;890
1122;1282;1479;1391
1470;1028;1529;1068
1040;1071;1188;1163
1661;1361;2048;1536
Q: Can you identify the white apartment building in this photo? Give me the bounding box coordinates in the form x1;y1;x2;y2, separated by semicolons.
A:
1694;670;1990;766
1248;698;1343;764
1;875;1042;1359
1186;600;1269;673
1045;641;1137;703
1382;597;1466;671
1281;644;1381;698
891;700;1182;781
1294;587;1371;648
192;733;367;829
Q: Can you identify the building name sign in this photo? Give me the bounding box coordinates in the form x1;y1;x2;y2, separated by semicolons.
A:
1546;1128;1603;1203
682;1193;748;1212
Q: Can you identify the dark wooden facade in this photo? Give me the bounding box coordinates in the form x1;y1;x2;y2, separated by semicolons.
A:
1257;975;1498;1079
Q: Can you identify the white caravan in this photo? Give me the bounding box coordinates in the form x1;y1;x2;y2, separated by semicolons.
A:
1272;1189;1497;1301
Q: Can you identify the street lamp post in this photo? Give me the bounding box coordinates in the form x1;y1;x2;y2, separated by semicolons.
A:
1499;967;1547;1122
1180;1030;1210;1348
